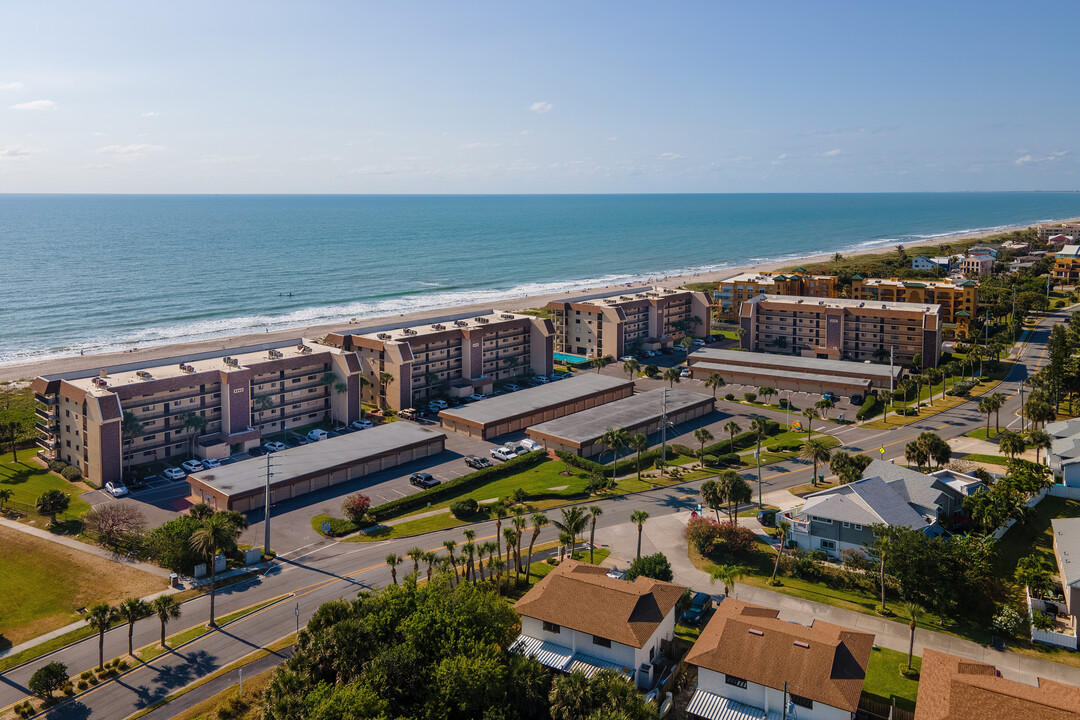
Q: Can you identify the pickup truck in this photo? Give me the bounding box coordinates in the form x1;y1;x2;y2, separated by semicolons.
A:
490;445;524;461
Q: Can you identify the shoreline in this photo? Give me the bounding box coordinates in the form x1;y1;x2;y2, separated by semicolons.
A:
0;218;1066;384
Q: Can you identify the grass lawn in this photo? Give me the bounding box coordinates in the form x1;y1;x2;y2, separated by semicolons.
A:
0;450;91;527
960;453;1009;467
863;646;921;712
965;427;1007;441
995;496;1080;577
0;525;167;646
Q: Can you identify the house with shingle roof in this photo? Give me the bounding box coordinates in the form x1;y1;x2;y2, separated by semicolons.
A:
511;559;685;689
783;460;982;556
1051;517;1080;619
685;598;874;720
914;649;1080;720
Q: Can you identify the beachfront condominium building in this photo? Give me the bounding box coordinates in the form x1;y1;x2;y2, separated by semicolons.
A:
1038;222;1080;243
322;311;554;411
1053;245;1080;284
739;294;942;367
31;339;366;487
851;276;978;338
714;270;838;320
544;287;711;359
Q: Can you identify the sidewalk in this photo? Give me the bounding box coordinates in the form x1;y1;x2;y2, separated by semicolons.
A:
610;511;1080;687
0;517;170;577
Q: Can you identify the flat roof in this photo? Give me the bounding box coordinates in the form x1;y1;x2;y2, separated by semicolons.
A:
689;347;899;379
1052;517;1080;590
720;271;832;284
439;374;633;427
528;388;713;444
747;294;940;314
690;361;872;390
357;309;534;342
554;286;691;309
188;422;445;498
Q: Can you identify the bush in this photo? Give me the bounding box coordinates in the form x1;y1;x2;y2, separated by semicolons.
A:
77;679;88;690
1031;611;1055;631
724;393;735;401
48;459;68;474
855;393;882;420
450;498;479;519
626;553;674;582
323;518;360;537
946;379;978;397
29;662;68;698
779;397;789;408
60;465;82;482
702;454;718;467
670;444;696;458
744;392;757;402
144;515;204;573
1055;300;1066;309
341;493;372;523
991;606;1027;637
685;516;756;556
370;450;546;521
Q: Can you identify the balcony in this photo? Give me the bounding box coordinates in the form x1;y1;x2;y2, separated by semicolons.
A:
36;436;58;450
35;406;57;422
35;394;58;406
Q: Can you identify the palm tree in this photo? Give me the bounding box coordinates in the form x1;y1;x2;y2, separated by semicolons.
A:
758;386;776;404
978;397;995;437
695;427;715;467
0;488;12;513
550;671;592;720
715;469;752;524
423;550;437;582
905;602;921;670
86;603;118;670
991;392;1006;432
189;513;242;627
557;531;574;562
481;541;498;578
815;397;835;419
149;595;182;650
709;564;743;596
385;553;401;584
512;509;527;575
604;427;629;468
587;506;603;563
180;411;209;462
622;358;640;381
461;542;476;583
770;520;790;584
705;373;725;399
800;438;832;486
700;479;723;521
662;367;681;388
873;347;890;363
999;431;1027;459
407;546;424;575
118;597;149;657
722;420;740;454
1028;429;1052;464
801;407;818;436
356;375;371;418
631;510;649;559
378;371;395;409
443;539;459;582
495;505;508;559
503;527;517;590
553;506;587;557
525;513;548;581
629;433;649;482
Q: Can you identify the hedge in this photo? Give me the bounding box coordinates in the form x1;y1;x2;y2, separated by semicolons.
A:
370;450;547;521
60;465;83;482
855;394;882;420
557;448;677;478
698;421;781;458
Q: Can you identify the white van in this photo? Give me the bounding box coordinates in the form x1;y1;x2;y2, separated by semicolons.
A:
307;429;328;442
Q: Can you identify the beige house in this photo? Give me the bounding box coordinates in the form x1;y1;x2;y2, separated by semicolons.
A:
960;255;994;277
545;287;710;359
739;294;942;368
324;311;554;411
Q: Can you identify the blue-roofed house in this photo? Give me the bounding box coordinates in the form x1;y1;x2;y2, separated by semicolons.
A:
783;460;983;556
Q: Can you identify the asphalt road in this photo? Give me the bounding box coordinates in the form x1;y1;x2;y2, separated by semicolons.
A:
1;310;1061;719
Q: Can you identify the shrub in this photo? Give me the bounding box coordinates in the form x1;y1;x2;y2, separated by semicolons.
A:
778;397;789;408
322;518;360;537
702;454;718;467
724;393;735;401
117;660;129;671
840;548;871;571
670;444;696;458
1055;300;1066;309
1031;611;1055;631
785;549;822;580
714;521;757;555
855;393;882;420
145;515;204;573
60;465;82;482
77;679;88;690
450;498;479;519
991;606;1027;637
744;392;757;402
80;671;92;680
341;493;372;523
626;553;674;582
87;675;98;685
685;516;723;554
48;459;68;474
29;662;68;698
715;453;739;466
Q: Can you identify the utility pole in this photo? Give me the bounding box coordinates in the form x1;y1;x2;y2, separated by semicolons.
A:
264;454;278;556
890;346;896;393
1019;380;1025;431
660;388;668;465
782;681;788;720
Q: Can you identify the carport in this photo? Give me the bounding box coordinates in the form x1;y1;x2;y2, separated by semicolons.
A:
186;423;447;511
686;361;872;398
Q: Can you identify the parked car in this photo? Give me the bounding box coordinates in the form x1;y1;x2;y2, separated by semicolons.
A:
465;455;492;470
307;429;328;442
850;394;864;406
468;393;485;402
520;439;543;452
163;467;187;480
249;446;267;457
180;460;205;473
660;347;674;355
822;392;836;403
399;408;419;420
409;472;440;489
428;399;449;410
351;419;374;430
490;446;520;461
682;592;714;625
104;481;129;497
264;441;287;452
504;384;521;392
693;338;705;346
291;435;310;446
620;355;635;362
201;458;221;469
679;367;691;377
756;509;777;527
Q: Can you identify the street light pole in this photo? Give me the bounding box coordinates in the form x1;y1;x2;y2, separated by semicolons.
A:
660;388;668;465
1020;380;1025;432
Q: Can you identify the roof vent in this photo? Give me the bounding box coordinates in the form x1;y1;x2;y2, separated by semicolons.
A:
453;320;468;327
794;641;810;649
377;333;392;340
501;313;514;319
431;324;445;330
748;629;764;636
135;370;152;379
477;317;489;324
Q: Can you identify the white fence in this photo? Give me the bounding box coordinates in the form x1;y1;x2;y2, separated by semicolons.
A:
1050;484;1080;500
992;489;1049;540
1026;589;1077;650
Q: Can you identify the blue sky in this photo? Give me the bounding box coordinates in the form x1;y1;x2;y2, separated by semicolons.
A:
1;1;1078;193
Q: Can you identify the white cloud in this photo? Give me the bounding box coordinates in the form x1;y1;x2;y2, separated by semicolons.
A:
0;144;44;157
200;154;259;164
459;141;500;150
1016;150;1069;165
1015;154;1034;165
528;101;553;114
0;81;24;91
141;111;159;118
778;153;788;160
11;99;57;111
605;136;618;142
818;148;842;157
96;143;166;158
660;152;683;160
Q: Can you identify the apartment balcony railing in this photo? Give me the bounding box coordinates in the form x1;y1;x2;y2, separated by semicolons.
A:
35;406;58;422
35;394;58;406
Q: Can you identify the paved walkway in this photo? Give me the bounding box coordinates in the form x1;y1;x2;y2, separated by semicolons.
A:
599;511;1080;687
0;517;170;577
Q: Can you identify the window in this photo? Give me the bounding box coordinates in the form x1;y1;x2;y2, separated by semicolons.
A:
810;515;832;524
542;621;560;634
820;539;836;551
790;694;813;709
842;522;850;528
725;674;748;689
592;635;611;648
649;646;655;661
854;523;863;531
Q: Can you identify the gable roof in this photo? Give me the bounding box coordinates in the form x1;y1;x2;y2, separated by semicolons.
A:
685;599;874;712
514;559;685;648
1046;418;1080;439
1051;517;1080;590
914;649;1080;720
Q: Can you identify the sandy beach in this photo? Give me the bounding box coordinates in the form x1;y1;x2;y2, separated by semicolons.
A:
0;222;1053;385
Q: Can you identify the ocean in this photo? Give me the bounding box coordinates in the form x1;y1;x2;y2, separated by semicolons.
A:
1;193;1078;365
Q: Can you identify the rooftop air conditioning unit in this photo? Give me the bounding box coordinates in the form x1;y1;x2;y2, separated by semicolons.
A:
223;356;232;365
477;317;489;324
501;314;514;319
377;333;391;340
453;320;468;327
432;324;445;330
136;370;152;379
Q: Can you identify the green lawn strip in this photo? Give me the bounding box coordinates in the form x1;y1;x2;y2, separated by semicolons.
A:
0;450;91;523
960;453;1009;467
0;624;101;673
674;623;702;643
863;646;921;712
964;427;1002;441
137;594;291;662
995;497;1080;577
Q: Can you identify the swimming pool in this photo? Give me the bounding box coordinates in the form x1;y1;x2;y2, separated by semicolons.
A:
553;352;590;366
